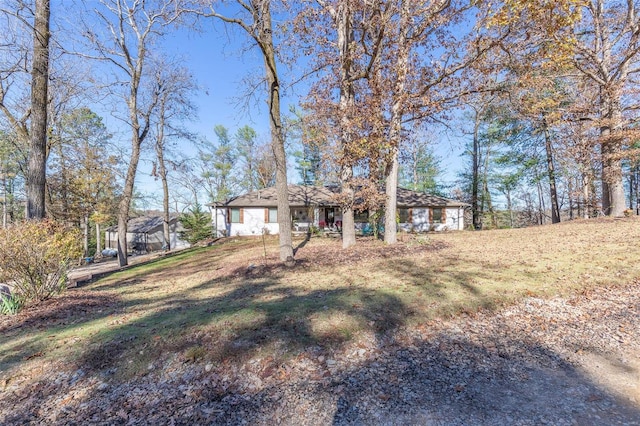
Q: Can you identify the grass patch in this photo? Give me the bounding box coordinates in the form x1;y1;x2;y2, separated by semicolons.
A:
2;219;640;380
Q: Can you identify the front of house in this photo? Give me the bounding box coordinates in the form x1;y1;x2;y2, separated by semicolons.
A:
209;185;468;237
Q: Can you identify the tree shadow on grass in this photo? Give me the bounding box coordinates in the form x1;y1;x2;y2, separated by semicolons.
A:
0;291;122;371
2;248;640;424
77;273;410;374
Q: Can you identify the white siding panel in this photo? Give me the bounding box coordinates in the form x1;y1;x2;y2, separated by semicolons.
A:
412;208;430;232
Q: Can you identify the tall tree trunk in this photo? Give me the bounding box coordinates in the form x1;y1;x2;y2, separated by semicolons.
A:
95;222;102;258
543;118;560;223
155;107;172;251
384;148;399;243
337;0;356;249
157;152;171;251
1;170;6;227
472;110;481;230
584;173;593;219
83;215;90;257
257;1;293;261
506;189;513;228
341;164;356;248
384;0;410;245
536;178;545;225
26;0;50;219
568;176;574;220
635;166;640;215
117;142;141;266
600;88;626;217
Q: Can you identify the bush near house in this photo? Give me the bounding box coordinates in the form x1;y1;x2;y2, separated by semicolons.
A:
0;220;82;312
179;204;214;245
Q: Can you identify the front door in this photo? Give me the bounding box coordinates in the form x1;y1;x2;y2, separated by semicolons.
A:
325;208;335;227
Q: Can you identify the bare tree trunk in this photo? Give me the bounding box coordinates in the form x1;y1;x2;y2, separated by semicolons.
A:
337;0;356;249
156;138;171;251
1;170;6;228
582;173;590;219
206;1;293;260
536;179;545;225
384;147;399;243
568;176;574;220
117;143;141;266
341;164;356;248
599;84;627;216
83;215;90;257
472;110;481;230
601;139;626;216
384;0;410;245
543;118;560;223
257;1;293;261
26;0;50;220
635;166;640;215
505;188;513;228
95;222;102;258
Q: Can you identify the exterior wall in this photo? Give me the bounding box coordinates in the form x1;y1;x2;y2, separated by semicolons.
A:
213;207;279;237
105;230;190;252
398;207;466;232
211;205;466;236
447;207;465;231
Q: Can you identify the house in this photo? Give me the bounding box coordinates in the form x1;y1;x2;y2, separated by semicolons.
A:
105;214;190;254
208;185;468;237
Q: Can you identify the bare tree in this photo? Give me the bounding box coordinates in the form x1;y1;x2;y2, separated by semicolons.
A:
82;0;182;266
197;0;294;262
26;0;50;219
151;57;197;251
0;0;50;219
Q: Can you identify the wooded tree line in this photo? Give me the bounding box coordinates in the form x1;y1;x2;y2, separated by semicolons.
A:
2;0;640;264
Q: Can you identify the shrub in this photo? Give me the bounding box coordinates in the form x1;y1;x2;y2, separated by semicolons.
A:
179;204;214;245
0;220;83;308
0;293;23;315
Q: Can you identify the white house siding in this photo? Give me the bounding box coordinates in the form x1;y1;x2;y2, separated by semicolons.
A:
212;205;466;237
397;207;465;232
213;207;279;237
447;207;465;231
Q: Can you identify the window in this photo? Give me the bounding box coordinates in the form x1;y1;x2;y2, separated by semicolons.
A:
230;208;243;223
432;208;443;223
354;210;369;222
398;208;412;223
292;208;309;222
266;207;277;223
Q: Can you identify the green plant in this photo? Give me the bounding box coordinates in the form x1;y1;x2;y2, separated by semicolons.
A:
0;293;23;315
184;345;207;362
0;220;82;305
179;204;214;245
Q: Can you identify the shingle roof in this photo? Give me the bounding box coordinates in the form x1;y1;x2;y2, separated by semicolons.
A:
212;185;468;208
396;187;468;207
210;185;333;207
106;215;179;233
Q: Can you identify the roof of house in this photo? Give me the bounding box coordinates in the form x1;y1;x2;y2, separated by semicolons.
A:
396;187;468;207
106;215;179;233
212;185;468;208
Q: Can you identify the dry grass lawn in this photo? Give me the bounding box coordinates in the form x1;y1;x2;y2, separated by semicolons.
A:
1;217;639;382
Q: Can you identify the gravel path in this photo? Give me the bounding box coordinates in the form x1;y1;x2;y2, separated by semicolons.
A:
2;281;639;425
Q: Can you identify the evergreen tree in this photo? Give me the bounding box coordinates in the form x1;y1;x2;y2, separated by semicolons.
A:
179;204;213;245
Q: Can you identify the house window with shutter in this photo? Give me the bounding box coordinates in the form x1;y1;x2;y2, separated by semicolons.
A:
432;208;443;223
230;208;243;223
398;208;412;223
265;207;277;223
